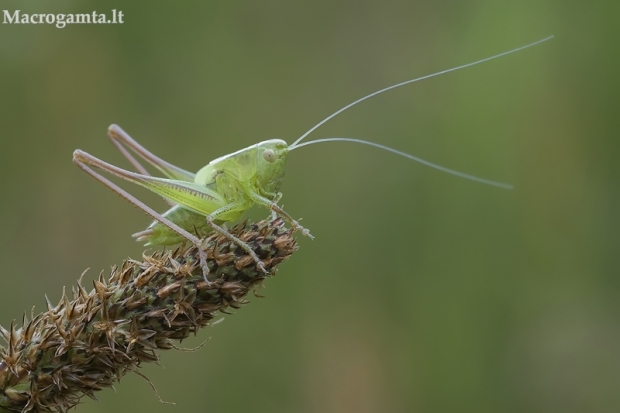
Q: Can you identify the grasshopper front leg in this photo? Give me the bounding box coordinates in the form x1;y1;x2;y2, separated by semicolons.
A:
260;191;282;221
249;192;314;239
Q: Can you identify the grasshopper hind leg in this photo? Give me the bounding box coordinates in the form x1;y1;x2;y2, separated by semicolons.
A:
73;150;215;284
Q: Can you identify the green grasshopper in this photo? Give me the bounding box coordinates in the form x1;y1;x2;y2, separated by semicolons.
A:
73;36;552;283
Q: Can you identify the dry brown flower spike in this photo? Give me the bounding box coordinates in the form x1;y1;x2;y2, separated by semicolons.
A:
0;219;297;413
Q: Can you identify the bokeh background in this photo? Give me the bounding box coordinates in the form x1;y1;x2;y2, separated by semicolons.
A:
1;0;618;412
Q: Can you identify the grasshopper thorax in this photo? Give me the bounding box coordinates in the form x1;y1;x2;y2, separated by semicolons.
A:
194;139;288;198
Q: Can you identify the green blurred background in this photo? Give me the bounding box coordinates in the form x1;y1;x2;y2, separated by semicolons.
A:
1;0;618;412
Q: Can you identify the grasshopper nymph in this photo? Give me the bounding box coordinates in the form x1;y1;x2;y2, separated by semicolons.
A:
73;36;552;283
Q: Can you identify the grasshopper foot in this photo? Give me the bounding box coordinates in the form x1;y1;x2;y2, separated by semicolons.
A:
257;260;269;274
196;246;213;285
300;227;314;239
244;248;269;274
291;221;314;239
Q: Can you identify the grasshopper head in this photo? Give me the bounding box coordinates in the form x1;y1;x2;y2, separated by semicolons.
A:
255;139;289;195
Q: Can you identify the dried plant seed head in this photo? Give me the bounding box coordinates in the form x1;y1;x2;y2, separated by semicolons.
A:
0;219;297;413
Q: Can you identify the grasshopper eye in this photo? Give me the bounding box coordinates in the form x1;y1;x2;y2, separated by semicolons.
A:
263;149;276;163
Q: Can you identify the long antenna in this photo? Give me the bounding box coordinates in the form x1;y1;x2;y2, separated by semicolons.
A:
290;35;553;148
290;137;513;189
